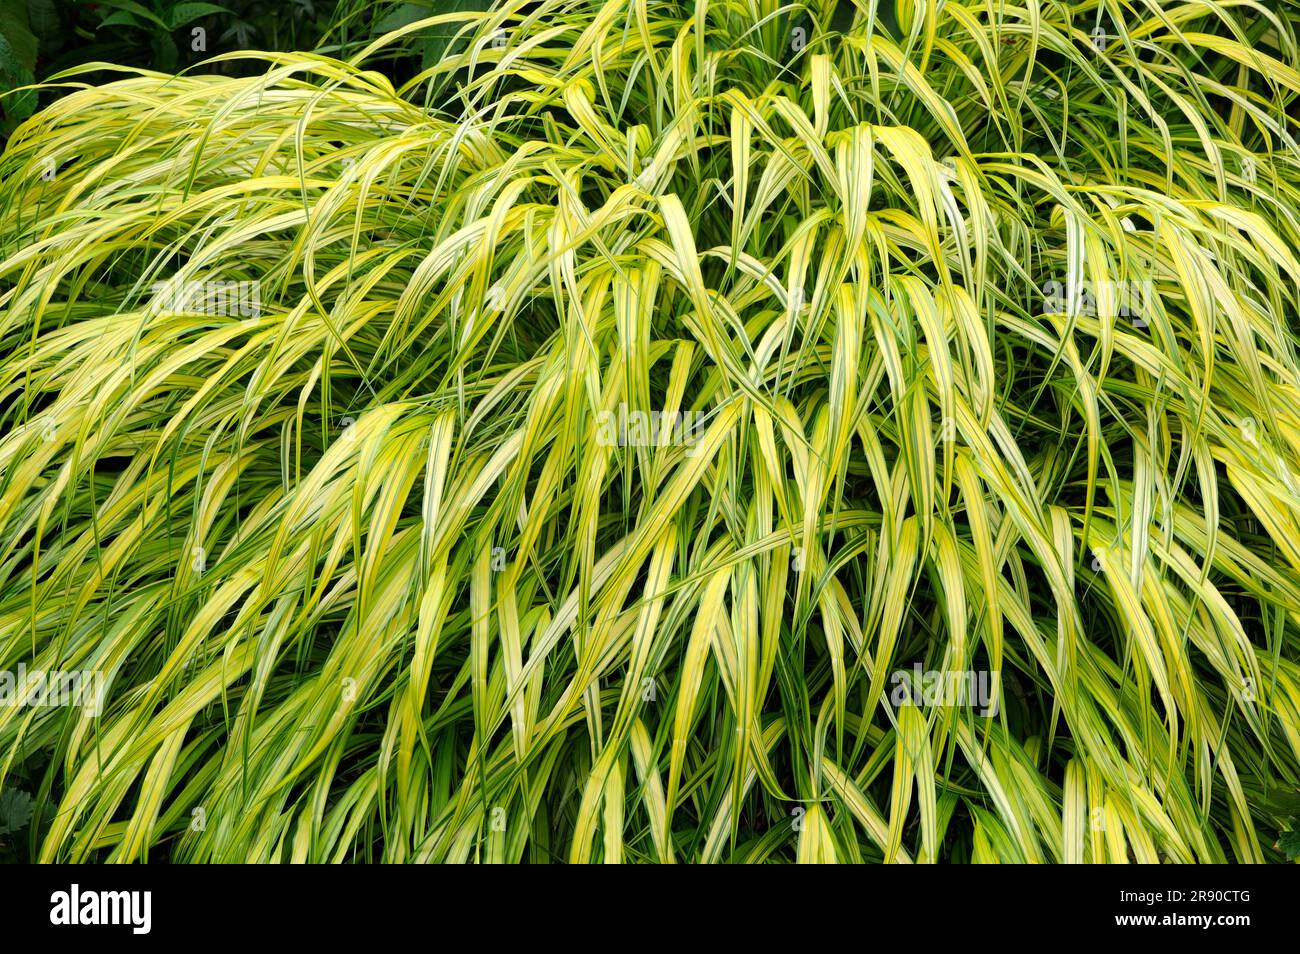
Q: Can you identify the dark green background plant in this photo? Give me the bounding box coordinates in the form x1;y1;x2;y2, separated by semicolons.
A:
2;0;1297;865
0;0;342;136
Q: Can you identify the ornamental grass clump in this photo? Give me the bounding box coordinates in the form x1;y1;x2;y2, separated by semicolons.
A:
1;0;1300;863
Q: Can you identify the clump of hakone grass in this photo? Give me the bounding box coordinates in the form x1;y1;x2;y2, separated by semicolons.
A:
1;0;1300;863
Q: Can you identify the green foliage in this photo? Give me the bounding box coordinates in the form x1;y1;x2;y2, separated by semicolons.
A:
1;0;1299;863
0;787;34;837
0;0;39;132
0;0;348;139
1277;827;1300;861
332;0;500;70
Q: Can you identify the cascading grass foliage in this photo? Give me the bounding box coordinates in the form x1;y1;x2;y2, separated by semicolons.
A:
1;0;1300;863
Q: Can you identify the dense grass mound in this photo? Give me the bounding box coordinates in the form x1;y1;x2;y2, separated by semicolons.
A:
2;0;1300;862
